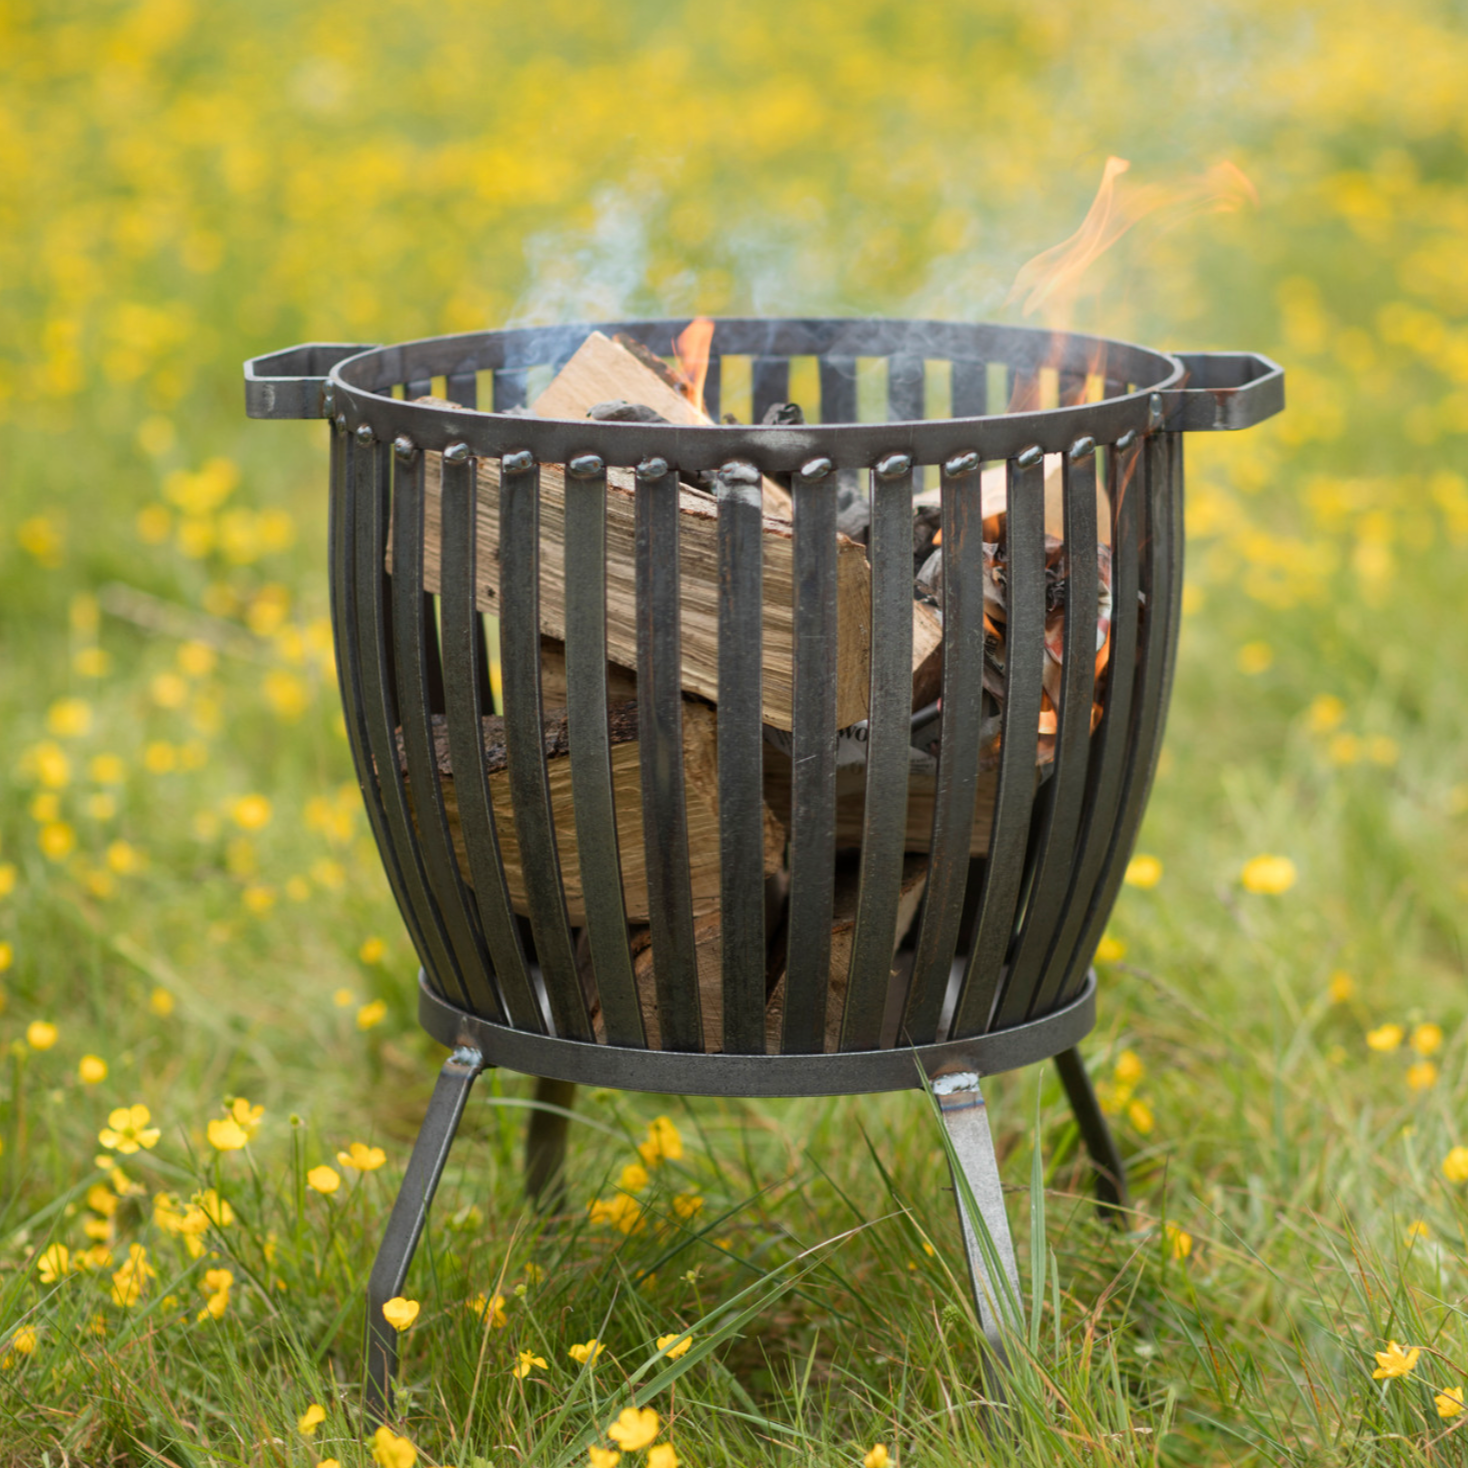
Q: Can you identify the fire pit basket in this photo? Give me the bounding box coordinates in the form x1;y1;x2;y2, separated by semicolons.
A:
245;317;1282;1410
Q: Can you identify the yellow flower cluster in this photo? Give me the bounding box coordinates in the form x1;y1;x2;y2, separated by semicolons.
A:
1365;1019;1443;1092
1097;1049;1154;1136
590;1407;679;1468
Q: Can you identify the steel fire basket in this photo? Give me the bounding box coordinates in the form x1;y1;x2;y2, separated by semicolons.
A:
244;318;1282;1411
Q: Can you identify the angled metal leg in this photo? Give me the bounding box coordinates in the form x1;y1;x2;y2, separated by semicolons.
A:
524;1076;577;1211
1054;1044;1130;1224
365;1045;485;1423
935;1071;1022;1383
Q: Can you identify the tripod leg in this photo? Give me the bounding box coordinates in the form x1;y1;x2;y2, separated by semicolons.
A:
524;1077;577;1210
365;1045;485;1423
935;1072;1022;1382
1054;1045;1129;1224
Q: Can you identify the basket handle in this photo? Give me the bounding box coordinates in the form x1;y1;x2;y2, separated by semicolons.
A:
243;343;376;420
1159;350;1284;432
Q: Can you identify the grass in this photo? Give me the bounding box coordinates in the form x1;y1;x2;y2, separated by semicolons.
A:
4;0;1468;1462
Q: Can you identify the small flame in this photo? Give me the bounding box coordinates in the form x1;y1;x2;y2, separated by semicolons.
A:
1009;156;1258;325
672;317;715;419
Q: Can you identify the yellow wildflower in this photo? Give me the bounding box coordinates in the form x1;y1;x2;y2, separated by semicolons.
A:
110;1244;155;1307
307;1165;341;1195
0;863;14;895
569;1339;605;1365
207;1117;249;1151
1165;1222;1193;1261
1444;1147;1468;1183
370;1425;418;1468
229;794;272;831
197;1267;233;1321
1372;1340;1421;1379
6;1326;37;1360
381;1297;419;1332
38;822;76;861
0;942;11;972
619;1162;650;1193
1411;1023;1444;1057
606;1407;660;1451
89;754;125;785
46;698;92;738
647;1447;679;1468
27;741;70;789
1436;1387;1465;1419
1127;1098;1155;1135
1236;641;1273;675
1306;694;1346;733
242;884;276;915
357;999;388;1030
143;741;176;774
1114;1049;1144;1085
298;1403;326;1436
1406;1219;1431;1244
672;1192;705;1219
1240;854;1297;894
513;1349;548;1379
149;987;175;1017
26;1021;59;1051
1123;854;1162;889
333;987;355;1007
1328;971;1354;1003
1095;933;1126;963
1366;1024;1404;1052
588;1193;644;1234
524;1262;545;1283
177;641;217;677
99;1104;160;1153
588;1450;621;1468
337;1141;387;1171
193;1188;234;1226
657;1331;693;1360
1407;1061;1438;1092
637;1115;684;1166
37;1244;70;1282
864;1448;892;1468
224;1097;263;1137
469;1292;507;1327
359;936;386;963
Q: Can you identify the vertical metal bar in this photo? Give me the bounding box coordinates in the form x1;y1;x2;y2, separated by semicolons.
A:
951;360;988;419
752;356;790;424
446;359;479;408
991;443;1099;1027
1058;430;1182;999
563;455;643;1046
1032;436;1142;1010
716;460;767;1054
702;354;722;422
839;456;914;1051
781;458;840;1053
818;355;861;511
635;459;702;1051
439;449;541;1029
949;454;1045;1038
1054;1046;1130;1221
888;353;926;421
493;369;528;412
353;433;468;1006
331;424;435;974
405;376;431;400
392;442;501;1014
902;453;987;1044
498;453;589;1040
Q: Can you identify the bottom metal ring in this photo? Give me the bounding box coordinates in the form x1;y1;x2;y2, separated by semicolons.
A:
417;971;1096;1098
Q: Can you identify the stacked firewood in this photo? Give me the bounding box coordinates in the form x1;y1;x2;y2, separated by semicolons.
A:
396;330;1112;1050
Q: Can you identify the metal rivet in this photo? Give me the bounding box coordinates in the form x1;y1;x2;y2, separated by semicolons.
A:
718;459;762;486
1115;429;1138;451
636;456;669;482
1015;445;1044;469
443;442;471;464
943;450;981;478
567;453;605;479
334;413;347;433
393;435;416;461
797;456;833;482
1148;392;1164;430
354;422;373;444
322;386;336;417
1068;435;1096;462
502;450;535;473
875;452;912;480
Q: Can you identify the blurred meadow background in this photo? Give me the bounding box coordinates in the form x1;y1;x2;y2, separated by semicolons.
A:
4;0;1468;1463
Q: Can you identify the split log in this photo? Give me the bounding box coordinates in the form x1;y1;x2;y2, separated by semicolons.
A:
536;635;638;706
399;698;785;926
532;331;793;519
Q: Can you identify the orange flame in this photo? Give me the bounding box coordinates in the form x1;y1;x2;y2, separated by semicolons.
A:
672;317;715;419
1009;156;1257;326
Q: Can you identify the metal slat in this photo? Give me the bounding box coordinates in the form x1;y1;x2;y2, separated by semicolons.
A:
563;456;643;1047
781;460;840;1053
405;377;431;400
353;435;468;1006
818;356;857;423
752;356;790;424
493;369;528;412
331;427;436;974
1032;438;1143;1011
391;444;502;1013
1056;431;1183;1001
949;455;1045;1038
951;360;988;419
702;355;722;422
991;446;1100;1027
715;461;767;1054
438;449;540;1028
838;457;914;1050
902;454;987;1044
888;354;926;422
446;360;479;409
634;460;702;1051
497;454;589;1040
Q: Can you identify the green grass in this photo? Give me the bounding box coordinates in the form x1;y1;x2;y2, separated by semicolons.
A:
5;0;1468;1462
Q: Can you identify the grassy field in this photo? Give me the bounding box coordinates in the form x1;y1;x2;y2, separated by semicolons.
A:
4;0;1468;1463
